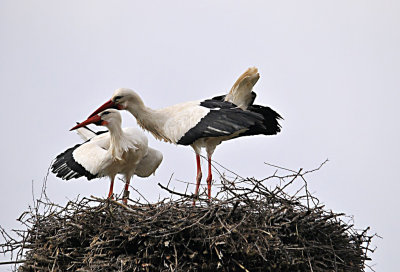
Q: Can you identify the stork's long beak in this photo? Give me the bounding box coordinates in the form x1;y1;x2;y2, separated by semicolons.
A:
70;114;102;131
88;100;119;118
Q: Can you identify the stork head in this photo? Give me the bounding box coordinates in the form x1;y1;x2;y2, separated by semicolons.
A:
88;88;143;118
71;109;122;131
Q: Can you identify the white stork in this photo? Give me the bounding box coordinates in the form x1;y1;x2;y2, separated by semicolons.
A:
84;67;282;203
51;109;163;204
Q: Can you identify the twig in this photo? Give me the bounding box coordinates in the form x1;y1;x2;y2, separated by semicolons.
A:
0;260;26;265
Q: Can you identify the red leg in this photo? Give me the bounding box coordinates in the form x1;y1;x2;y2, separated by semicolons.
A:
107;177;115;199
206;155;212;200
123;179;130;205
192;154;202;205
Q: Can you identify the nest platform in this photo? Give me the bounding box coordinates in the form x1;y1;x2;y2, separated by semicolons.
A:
0;164;375;271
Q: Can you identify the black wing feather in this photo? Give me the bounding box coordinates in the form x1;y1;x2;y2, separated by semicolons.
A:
177;95;282;145
177;99;265;145
199;97;237;109
209;92;257;106
239;105;283;136
51;143;97;180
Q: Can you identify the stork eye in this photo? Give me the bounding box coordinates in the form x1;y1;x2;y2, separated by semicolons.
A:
102;111;110;115
114;95;123;101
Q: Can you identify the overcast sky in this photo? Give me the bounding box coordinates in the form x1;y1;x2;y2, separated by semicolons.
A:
1;1;399;270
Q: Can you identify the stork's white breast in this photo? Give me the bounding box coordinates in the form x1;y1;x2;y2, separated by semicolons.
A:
161;100;210;143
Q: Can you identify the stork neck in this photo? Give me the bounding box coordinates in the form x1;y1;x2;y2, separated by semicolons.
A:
107;123;128;160
126;104;169;142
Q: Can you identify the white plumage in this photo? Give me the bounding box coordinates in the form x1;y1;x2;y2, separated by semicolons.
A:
84;67;282;203
52;109;163;204
75;126;162;177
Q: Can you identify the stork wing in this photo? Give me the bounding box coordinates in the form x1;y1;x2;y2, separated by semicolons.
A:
135;147;163;177
52;130;112;180
224;67;260;109
51;141;109;180
74;123;108;141
177;99;265;145
75;126;96;141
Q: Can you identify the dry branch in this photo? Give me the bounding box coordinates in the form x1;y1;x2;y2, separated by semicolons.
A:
0;162;375;271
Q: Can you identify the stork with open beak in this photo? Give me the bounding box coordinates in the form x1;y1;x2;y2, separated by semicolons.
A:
51;109;163;204
83;67;282;203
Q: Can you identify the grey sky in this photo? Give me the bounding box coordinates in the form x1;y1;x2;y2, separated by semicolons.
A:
1;1;399;270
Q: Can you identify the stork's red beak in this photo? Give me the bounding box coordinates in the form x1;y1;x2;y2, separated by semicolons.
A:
88;99;120;118
70;114;102;131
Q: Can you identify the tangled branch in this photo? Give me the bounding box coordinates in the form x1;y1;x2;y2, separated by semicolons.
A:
0;161;376;271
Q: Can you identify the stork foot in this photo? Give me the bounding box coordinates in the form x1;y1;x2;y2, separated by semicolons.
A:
206;176;212;202
107;194;114;200
122;190;130;205
192;171;202;206
192;154;203;206
192;195;199;206
206;155;212;202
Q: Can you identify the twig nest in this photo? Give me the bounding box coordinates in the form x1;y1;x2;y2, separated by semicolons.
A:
1;171;375;271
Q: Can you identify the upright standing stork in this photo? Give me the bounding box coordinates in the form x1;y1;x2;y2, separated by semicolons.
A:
84;67;282;203
51;109;163;204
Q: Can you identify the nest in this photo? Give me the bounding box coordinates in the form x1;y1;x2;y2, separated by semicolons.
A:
0;162;375;271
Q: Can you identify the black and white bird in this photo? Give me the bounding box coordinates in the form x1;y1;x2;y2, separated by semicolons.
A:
84;67;282;203
51;109;163;204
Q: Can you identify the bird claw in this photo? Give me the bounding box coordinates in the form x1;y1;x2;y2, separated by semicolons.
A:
192;195;199;206
122;190;130;204
107;194;114;200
